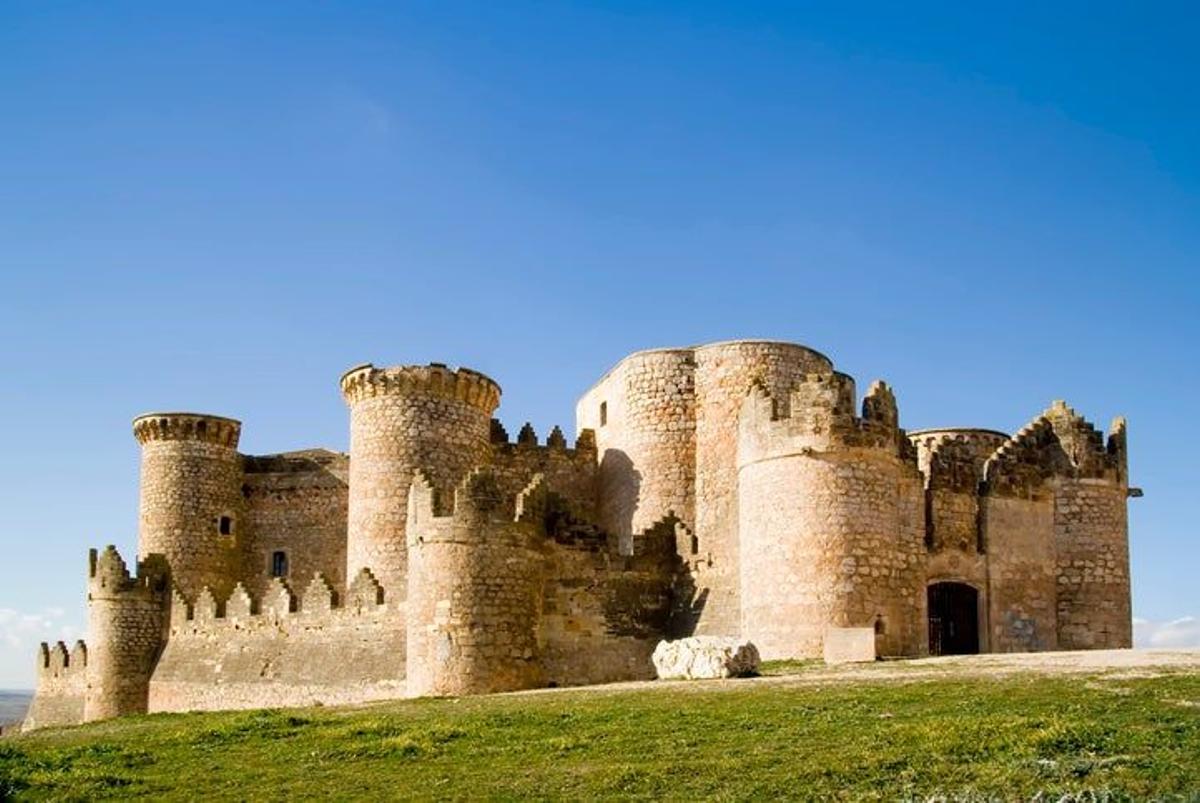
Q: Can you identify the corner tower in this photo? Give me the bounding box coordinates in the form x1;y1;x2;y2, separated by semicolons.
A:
132;412;244;599
340;363;500;600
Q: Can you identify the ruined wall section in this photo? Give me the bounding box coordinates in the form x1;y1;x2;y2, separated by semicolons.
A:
1045;403;1132;649
23;641;88;731
133;413;244;600
83;546;170;722
149;569;403;712
575;348;696;556
405;470;545;697
737;375;925;660
241;449;349;599
341;363;500;602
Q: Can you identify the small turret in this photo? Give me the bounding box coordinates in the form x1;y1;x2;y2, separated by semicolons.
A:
83;546;170;722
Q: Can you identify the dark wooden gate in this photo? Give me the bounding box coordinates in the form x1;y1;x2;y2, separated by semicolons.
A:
927;582;979;656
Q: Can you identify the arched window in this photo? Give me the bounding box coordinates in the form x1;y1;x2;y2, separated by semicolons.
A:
271;551;288;578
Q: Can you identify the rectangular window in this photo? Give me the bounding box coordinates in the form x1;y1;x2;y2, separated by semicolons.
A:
218;515;233;536
599;401;608;426
271;551;288;578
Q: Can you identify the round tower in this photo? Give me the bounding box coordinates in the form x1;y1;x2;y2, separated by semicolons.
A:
132;412;244;599
691;340;834;637
340;363;500;601
736;374;926;659
405;470;545;697
83;547;169;722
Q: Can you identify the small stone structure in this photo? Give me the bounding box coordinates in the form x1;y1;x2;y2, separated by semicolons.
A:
23;340;1136;730
652;637;761;679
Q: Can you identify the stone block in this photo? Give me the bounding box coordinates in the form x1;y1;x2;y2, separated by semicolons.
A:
823;627;876;664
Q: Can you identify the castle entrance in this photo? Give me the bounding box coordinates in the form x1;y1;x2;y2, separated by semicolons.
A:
927;582;979;656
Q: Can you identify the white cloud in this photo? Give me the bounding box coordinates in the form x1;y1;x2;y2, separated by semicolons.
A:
1133;616;1200;649
0;608;82;689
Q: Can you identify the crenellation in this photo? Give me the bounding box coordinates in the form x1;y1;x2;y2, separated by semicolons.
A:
24;341;1136;731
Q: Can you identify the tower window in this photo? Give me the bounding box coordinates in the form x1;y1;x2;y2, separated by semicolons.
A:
218;515;234;536
271;551;288;578
599;401;608;426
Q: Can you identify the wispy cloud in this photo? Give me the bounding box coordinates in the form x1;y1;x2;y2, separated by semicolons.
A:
1134;616;1200;649
0;608;83;688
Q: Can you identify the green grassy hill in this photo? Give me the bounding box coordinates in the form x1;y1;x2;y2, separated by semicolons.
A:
3;665;1198;800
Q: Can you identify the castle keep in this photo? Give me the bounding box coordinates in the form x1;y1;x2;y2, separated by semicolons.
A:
24;340;1134;729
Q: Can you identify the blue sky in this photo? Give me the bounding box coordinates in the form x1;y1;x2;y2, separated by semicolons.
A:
1;2;1197;687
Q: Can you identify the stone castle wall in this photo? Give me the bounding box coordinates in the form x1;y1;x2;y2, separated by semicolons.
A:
22;642;87;731
241;450;349;598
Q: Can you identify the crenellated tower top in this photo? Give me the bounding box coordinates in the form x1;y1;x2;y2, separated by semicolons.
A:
132;412;242;448
340;363;501;413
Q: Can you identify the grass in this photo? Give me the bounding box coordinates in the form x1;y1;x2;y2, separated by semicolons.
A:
2;670;1198;800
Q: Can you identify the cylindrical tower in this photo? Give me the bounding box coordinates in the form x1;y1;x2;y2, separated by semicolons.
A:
575;348;696;554
132;412;244;599
340;363;500;601
737;374;926;659
405;471;544;696
83;547;168;722
692;340;834;637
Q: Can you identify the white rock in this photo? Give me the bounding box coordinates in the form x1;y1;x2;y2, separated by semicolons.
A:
652;637;761;680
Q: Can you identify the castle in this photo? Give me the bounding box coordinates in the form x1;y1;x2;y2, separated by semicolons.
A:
23;340;1134;730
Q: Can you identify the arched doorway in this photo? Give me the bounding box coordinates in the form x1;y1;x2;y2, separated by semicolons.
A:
927;582;979;656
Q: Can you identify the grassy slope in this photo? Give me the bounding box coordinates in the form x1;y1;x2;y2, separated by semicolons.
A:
2;670;1198;800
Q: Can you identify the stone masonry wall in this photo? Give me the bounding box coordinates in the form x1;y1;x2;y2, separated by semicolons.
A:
23;641;87;731
241;450;349;599
149;571;404;712
1055;479;1132;649
984;494;1059;652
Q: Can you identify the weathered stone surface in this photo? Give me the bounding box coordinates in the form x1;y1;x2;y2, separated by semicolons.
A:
652;637;761;680
823;627;877;664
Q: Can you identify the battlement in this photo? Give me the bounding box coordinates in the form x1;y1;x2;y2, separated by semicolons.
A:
88;546;170;600
490;420;597;454
169;569;386;637
132;412;241;447
911;428;1010;492
340;362;502;412
983;402;1127;496
406;467;545;539
36;640;87;680
738;372;911;463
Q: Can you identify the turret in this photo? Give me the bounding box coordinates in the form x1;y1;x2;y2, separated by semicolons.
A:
340;363;500;600
132;412;244;599
405;469;545;696
736;371;926;659
83;546;170;722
